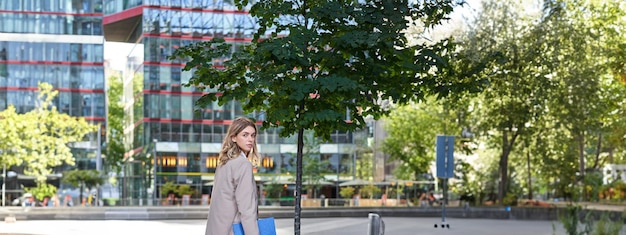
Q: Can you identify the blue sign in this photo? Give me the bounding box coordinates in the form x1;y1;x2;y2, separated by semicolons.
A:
436;135;454;178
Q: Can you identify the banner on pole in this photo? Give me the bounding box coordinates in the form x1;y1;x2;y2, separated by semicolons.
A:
436;135;455;178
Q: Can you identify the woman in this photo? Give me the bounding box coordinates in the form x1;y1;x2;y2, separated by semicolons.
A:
205;117;261;235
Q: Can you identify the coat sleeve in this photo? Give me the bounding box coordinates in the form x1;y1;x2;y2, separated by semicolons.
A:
235;161;259;235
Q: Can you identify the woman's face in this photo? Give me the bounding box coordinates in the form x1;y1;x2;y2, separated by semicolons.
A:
232;126;256;154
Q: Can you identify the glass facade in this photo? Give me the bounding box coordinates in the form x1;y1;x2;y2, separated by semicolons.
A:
0;0;106;201
0;0;103;35
139;2;258;199
0;4;105;121
104;0;142;14
0;0;103;13
104;1;358;203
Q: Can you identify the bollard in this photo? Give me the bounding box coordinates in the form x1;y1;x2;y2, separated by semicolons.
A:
4;216;16;223
367;213;385;235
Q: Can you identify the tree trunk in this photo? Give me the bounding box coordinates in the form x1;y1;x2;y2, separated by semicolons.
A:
79;184;84;206
591;132;602;169
498;129;518;205
498;149;509;204
577;132;585;200
294;127;304;235
526;148;532;200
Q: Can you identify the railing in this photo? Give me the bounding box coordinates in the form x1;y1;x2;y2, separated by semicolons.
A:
104;198;209;207
12;197;466;208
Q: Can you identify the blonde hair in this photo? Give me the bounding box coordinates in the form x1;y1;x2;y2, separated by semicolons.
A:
219;117;260;167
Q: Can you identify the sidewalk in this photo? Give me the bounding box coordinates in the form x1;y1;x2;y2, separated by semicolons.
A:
0;217;573;235
551;201;626;212
0;205;562;221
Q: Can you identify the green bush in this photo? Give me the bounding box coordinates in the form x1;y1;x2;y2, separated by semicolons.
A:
556;204;624;235
104;198;118;206
25;183;57;201
339;187;355;199
360;184;381;199
264;183;284;199
502;192;517;206
160;181;197;197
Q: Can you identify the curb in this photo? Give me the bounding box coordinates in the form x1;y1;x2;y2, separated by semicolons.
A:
0;206;583;221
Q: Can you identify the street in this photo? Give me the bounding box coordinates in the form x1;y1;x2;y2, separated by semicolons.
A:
0;217;591;235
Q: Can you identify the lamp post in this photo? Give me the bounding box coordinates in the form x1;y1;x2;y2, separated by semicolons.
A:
96;124;102;206
336;155;340;198
2;163;5;207
153;139;158;206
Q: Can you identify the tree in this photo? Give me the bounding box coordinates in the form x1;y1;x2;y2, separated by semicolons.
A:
355;151;374;181
452;0;626;202
0;83;97;183
0;105;25;168
24;183;57;202
455;0;553;204
382;98;465;180
264;181;285;199
300;131;330;198
106;73;147;201
106;72;146;172
452;158;479;205
171;1;468;233
105;74;126;173
302;155;330;198
62;169;104;204
538;0;626;188
285;130;331;198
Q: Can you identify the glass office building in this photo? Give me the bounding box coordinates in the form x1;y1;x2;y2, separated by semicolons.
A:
0;0;106;199
104;0;358;203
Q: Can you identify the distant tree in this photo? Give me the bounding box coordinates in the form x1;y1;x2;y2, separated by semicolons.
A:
105;74;126;173
538;0;626;183
0;83;96;183
355;151;374;181
24;183;57;202
353;128;374;181
383;97;466;180
62;169;104;204
106;72;145;171
284;131;330;198
0;105;23;168
453;0;626;204
300;131;330;198
264;181;285;199
456;0;552;204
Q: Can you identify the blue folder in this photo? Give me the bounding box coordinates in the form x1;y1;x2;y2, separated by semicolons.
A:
232;217;276;235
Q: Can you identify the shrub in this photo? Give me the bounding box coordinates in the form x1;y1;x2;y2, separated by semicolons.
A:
339;187;355;199
360;184;381;199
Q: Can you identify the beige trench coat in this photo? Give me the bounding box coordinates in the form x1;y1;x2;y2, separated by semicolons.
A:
205;153;259;235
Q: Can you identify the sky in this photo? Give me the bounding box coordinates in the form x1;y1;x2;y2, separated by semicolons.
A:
103;41;144;71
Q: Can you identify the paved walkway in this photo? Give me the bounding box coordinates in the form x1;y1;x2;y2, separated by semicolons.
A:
0;217;609;235
552;201;626;212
